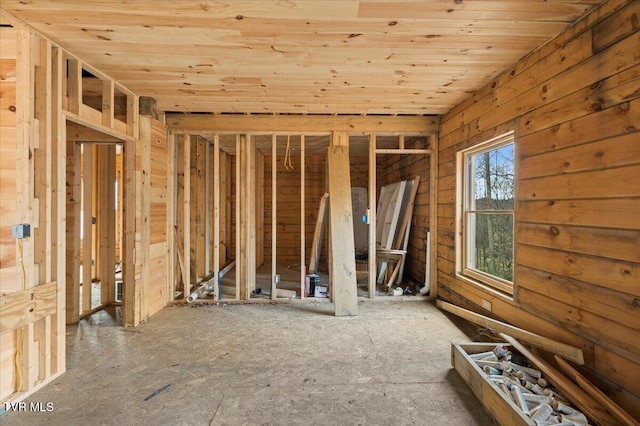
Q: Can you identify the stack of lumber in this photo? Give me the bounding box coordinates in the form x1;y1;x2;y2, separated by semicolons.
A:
376;176;420;286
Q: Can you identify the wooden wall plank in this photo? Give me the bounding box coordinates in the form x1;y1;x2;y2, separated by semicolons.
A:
0;281;56;334
168;114;438;134
437;0;640;414
97;145;116;305
144;117;168;317
81;145;93;314
65;141;80;323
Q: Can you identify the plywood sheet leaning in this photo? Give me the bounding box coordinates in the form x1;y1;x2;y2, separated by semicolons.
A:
376;181;406;283
308;192;328;274
327;132;357;316
393;175;421;283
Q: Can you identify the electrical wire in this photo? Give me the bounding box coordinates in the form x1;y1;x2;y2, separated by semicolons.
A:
14;328;23;393
283;134;293;170
15;238;27;393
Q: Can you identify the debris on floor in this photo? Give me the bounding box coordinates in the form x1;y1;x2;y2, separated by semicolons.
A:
471;344;592;425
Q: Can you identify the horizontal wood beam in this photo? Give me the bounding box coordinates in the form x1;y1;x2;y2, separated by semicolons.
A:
63;110;134;143
167;114;439;134
66;122;123;143
437;300;585;365
0;282;57;334
375;148;432;155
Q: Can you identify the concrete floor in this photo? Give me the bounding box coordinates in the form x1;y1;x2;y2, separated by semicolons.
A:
3;299;496;425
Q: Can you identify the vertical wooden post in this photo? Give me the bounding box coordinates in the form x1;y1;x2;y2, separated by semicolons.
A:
51;45;66;374
33;38;52;289
213;135;220;300
204;137;211;276
300;134;306;298
246;136;256;297
183;134;191;297
102;79;114;128
138;116;151;321
122;133;137;326
66;141;81;324
97;145;116;306
219;150;229;265
167;133;176;303
195;136;206;281
271;135;277;300
235;134;242;300
82;145;93;314
126;94;138;139
33;37;52;383
328;132;358;316
429;134;438;297
255;149;264;268
66;57;81;115
236;134;257;300
368;134;377;298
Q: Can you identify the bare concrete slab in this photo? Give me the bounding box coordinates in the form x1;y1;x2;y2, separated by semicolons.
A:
2;299;495;425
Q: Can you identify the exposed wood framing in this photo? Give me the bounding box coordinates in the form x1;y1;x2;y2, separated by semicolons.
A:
368;134;377;298
327;132;357;316
81;145;93;314
182;134;191;297
271;134;277;300
428;134;438;297
97;145;116;305
0;282;57;335
168;114;439;134
299;134;306;298
65;141;81;323
213;135;220;300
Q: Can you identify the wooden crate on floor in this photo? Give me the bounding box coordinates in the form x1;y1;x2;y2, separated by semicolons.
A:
451;343;535;426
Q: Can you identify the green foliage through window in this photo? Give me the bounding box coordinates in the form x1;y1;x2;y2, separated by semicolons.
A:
463;136;514;288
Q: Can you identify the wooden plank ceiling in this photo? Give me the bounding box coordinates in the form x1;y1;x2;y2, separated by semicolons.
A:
0;1;604;115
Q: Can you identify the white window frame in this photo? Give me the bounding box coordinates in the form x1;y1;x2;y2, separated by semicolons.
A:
456;131;515;295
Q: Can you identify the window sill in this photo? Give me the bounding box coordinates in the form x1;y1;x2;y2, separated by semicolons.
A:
454;272;515;304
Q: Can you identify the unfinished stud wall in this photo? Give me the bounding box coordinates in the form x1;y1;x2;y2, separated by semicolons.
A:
437;0;639;416
264;152;326;264
0;25;65;404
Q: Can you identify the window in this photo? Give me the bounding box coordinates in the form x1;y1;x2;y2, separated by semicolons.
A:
458;132;515;294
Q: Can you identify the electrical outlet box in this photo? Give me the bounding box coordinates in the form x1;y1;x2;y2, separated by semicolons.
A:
11;223;31;239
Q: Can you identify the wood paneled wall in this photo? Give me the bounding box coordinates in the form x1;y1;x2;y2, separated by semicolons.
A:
147;119;170;317
0;27;19;295
0;25;66;404
0;25;20;402
437;0;639;416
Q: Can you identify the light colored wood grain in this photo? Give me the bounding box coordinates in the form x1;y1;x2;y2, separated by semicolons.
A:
437;300;585;365
0;281;56;334
1;0;602;115
554;355;640;426
500;334;623;426
327;132;357;316
452;342;537;426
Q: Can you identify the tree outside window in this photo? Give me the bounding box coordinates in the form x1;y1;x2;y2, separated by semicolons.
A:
459;133;514;293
